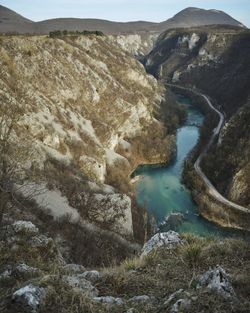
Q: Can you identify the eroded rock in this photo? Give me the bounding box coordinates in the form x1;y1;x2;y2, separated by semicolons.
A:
12;284;46;312
197;265;235;298
141;231;182;256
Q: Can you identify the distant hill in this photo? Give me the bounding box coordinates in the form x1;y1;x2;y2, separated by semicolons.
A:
0;4;33;33
158;7;245;31
0;5;246;35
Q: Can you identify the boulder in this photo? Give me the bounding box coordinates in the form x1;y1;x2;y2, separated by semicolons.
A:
12;284;46;313
197;265;235;298
141;231;182;256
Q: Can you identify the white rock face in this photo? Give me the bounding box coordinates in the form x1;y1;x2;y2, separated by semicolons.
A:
19;183;80;222
12;284;46;312
0;35;162;186
92;193;133;236
197;265;235;298
188;33;200;50
178;33;200;50
109;34;157;56
172;71;181;82
141;231;182;256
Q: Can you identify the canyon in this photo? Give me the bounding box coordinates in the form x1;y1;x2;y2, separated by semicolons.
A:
0;4;250;313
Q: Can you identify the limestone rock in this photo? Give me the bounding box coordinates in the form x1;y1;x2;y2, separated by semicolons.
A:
197;265;235;298
12;284;46;313
141;231;182;256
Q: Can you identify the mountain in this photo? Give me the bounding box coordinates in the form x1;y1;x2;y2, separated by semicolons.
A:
0;5;246;35
0;4;33;33
158;7;245;30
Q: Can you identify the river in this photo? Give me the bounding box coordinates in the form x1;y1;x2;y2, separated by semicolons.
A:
134;94;241;237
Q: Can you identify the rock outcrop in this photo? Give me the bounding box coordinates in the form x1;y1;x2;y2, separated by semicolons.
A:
141;231;182;256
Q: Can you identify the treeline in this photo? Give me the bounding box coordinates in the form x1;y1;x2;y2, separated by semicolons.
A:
49;30;104;38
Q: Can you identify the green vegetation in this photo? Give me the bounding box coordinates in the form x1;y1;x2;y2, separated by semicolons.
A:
49;30;104;38
202;103;250;208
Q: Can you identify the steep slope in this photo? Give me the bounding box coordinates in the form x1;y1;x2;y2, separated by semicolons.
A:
145;26;250;115
0;34;177;253
144;25;250;213
0;5;245;36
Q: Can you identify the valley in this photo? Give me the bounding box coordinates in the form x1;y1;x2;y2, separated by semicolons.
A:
0;3;250;313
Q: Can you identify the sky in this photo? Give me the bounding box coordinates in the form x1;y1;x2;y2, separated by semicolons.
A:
1;0;249;26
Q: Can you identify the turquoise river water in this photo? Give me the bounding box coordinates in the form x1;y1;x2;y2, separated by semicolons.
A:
134;95;243;237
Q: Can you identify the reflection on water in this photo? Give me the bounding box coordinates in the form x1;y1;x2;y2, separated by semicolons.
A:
134;95;245;237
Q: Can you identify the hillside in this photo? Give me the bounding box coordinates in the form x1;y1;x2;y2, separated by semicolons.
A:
0;33;180;263
144;25;250;217
1;224;250;313
0;5;245;35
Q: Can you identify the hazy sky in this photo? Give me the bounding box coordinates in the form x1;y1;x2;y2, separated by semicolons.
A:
1;0;249;26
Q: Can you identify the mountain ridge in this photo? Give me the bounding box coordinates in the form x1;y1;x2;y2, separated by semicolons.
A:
0;5;246;35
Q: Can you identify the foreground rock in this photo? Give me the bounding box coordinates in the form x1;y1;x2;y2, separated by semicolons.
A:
197;265;235;298
141;231;182;256
12;284;46;313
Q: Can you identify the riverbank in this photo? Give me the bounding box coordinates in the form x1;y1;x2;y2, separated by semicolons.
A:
134;89;250;237
171;85;250;232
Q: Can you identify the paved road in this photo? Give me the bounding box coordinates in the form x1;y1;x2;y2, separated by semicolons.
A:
167;83;250;214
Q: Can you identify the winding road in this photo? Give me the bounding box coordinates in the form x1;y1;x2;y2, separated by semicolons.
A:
167;83;250;214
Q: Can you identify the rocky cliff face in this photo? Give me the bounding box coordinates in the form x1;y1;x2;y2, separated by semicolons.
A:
145;26;250;116
144;26;250;209
109;34;157;57
0;34;176;247
203;103;250;208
